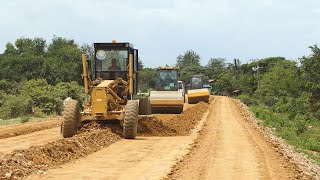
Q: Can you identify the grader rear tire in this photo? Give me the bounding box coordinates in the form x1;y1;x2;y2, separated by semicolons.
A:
123;100;139;139
60;99;80;138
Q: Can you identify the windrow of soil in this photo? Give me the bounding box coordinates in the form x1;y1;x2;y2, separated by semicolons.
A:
0;101;210;179
0;123;121;179
138;102;210;136
0;118;61;139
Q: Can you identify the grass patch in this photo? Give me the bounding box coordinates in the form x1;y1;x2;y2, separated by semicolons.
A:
250;104;320;164
20;116;31;123
0;115;55;126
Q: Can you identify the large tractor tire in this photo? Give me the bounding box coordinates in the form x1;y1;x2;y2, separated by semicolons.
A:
139;98;152;115
60;99;80;138
123;100;139;139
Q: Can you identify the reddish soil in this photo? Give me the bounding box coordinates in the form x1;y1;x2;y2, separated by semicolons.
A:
0;118;61;139
0;102;210;179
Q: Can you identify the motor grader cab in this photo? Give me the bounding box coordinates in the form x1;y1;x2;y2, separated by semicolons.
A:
187;75;210;104
60;41;140;139
149;67;184;114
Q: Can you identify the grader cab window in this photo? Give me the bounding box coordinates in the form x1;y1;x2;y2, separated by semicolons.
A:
95;49;128;80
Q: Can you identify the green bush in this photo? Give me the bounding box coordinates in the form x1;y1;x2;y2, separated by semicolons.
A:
54;81;85;106
238;94;258;106
20;116;31;123
251;103;320;154
0;79;85;120
20;79;62;114
0;94;33;119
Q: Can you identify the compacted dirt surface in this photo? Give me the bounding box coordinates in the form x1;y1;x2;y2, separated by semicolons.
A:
167;96;319;179
0;118;61;139
0;127;61;154
1;96;319;179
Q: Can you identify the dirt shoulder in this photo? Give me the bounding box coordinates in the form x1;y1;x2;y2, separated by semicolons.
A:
234;98;320;178
166;96;316;179
0;118;61;139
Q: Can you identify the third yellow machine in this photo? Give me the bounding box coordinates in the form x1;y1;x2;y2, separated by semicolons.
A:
187;75;210;104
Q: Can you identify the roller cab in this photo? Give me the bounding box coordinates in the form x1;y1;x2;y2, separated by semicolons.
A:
187;75;210;104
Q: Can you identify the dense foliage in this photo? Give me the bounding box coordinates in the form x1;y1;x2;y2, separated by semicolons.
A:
0;37;85;119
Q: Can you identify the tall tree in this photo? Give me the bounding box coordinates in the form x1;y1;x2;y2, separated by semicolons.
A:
176;50;201;69
46;37;82;84
206;58;226;79
300;45;320;113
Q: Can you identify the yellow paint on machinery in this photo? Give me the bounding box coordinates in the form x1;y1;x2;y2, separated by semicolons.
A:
61;42;140;139
187;89;210;103
187;75;210;104
187;89;210;98
81;78;129;121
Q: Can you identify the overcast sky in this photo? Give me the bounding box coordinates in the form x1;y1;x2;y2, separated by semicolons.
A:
0;0;319;67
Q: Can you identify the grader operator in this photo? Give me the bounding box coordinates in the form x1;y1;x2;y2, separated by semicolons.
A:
60;41;142;139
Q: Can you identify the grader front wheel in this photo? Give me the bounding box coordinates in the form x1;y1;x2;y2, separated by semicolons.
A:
60;99;80;138
123;100;139;139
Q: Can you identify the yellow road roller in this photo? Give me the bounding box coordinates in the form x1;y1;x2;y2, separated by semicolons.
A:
149;67;184;114
187;75;210;104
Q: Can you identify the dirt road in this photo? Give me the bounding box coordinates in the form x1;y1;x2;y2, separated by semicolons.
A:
0;118;60;139
25;96;310;180
27;110;210;180
0;127;61;154
1;96;316;179
27;137;193;180
168;96;303;179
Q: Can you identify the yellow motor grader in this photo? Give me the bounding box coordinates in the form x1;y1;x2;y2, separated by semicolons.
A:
60;41;145;139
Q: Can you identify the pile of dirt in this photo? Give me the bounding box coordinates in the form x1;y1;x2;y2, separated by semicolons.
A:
138;102;210;136
0;118;61;139
138;116;177;136
0;123;121;179
163;102;209;135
